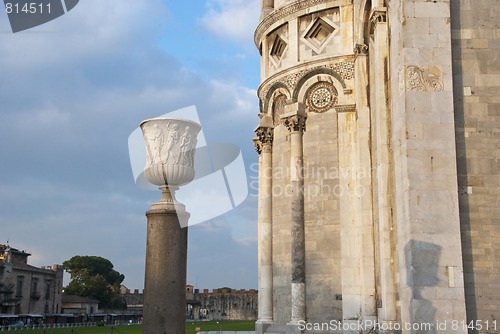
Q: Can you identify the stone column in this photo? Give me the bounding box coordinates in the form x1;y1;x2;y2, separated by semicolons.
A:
282;103;307;330
143;188;190;334
370;7;397;328
140;118;200;334
354;43;377;322
254;115;274;334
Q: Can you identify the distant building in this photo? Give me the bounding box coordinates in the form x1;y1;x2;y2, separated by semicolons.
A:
61;295;99;315
189;287;258;321
0;244;63;315
121;285;258;321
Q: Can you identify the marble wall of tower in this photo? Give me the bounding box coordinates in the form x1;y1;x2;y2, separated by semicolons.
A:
385;0;468;329
255;0;500;332
451;0;500;326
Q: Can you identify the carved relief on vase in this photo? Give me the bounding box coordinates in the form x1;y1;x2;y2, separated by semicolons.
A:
141;119;199;169
405;65;444;92
305;81;338;113
141;118;201;187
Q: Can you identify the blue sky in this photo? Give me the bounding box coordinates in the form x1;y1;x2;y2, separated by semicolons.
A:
0;0;261;290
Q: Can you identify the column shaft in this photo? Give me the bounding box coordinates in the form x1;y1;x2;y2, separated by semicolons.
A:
260;142;273;322
371;8;397;324
143;200;189;334
282;109;307;325
254;124;274;334
354;44;377;319
290;130;305;323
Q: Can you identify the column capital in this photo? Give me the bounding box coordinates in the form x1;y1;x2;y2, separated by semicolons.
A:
283;115;306;133
370;7;387;28
255;127;273;145
281;102;306;133
255;113;274;151
354;43;369;58
253;138;262;155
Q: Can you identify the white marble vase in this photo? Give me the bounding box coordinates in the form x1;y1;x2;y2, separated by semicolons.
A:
140;118;201;189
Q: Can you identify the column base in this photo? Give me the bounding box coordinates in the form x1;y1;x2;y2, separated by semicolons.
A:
255;320;273;334
285;322;304;334
362;316;378;334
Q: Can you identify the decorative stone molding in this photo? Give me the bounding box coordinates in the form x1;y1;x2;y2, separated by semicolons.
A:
334;104;356;113
332;61;355;80
354;43;369;57
283;62;353;90
305;81;338;113
283;114;307;133
259;60;354;105
405;65;444;92
255;0;333;47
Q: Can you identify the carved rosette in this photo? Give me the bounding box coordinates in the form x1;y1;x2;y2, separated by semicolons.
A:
305;81;338;113
406;65;444;92
283;115;307;133
140;118;201;187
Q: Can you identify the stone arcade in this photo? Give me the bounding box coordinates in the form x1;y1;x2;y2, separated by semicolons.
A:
253;0;500;333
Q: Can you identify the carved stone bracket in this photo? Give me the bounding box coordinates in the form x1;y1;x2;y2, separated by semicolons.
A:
283;114;307;133
354;43;369;57
370;7;387;30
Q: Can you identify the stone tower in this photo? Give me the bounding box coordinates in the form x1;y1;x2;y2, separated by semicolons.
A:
253;0;500;333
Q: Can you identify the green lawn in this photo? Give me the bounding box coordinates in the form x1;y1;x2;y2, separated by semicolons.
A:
9;321;255;334
186;320;255;333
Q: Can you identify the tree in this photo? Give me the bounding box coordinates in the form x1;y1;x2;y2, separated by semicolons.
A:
63;255;126;309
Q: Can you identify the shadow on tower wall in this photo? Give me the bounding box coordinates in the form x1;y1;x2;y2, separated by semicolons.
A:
450;0;478;325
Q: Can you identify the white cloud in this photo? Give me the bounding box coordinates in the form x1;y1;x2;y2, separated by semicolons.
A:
208;79;258;122
0;0;259;290
0;0;168;70
200;0;260;42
